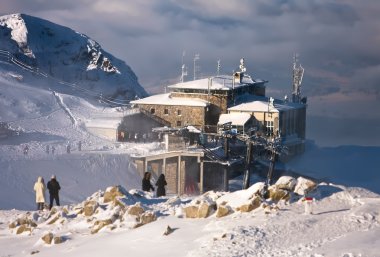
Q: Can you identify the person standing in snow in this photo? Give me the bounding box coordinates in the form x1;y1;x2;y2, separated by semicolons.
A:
33;176;46;210
155;174;167;197
47;175;61;209
142;172;154;192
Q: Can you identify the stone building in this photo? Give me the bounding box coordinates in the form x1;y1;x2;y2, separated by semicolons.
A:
227;96;307;156
131;70;267;132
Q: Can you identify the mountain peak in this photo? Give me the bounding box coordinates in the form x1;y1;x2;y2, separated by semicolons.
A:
0;13;147;103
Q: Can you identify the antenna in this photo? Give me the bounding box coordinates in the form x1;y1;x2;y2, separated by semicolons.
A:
193;54;200;80
292;53;305;103
239;58;246;72
180;51;188;83
217;59;221;76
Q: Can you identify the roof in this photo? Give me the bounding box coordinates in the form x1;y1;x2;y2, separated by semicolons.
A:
167;74;265;91
228;96;305;113
130;93;209;107
218;113;252;126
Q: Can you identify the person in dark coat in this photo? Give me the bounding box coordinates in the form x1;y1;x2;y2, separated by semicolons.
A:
47;175;61;209
142;172;154;192
155;174;167;197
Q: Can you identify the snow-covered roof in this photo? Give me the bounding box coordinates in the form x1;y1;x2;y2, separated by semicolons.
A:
130;93;209;107
228;97;304;113
167;75;265;91
218;113;252;126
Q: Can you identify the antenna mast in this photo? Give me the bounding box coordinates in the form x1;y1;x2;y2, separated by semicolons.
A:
292;53;305;103
193;54;200;80
180;51;188;83
217;59;221;76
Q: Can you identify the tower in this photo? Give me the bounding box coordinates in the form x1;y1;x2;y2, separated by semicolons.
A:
292;53;304;103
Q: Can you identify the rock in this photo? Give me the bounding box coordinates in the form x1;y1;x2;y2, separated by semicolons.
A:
238;196;262;212
197;202;213;218
275;176;297;191
163;225;174;236
16;224;32;234
91;219;113;234
294;177;317;195
83;200;98;216
41;232;54;244
128;203;144;216
139;212;156;225
268;187;290;202
184;206;199;218
53;236;63;244
103;185;127;203
8;221;17;229
31;250;40;255
216;205;231;218
47;213;61;225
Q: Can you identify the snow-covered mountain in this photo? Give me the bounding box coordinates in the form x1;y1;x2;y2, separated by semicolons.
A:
0;13;147;103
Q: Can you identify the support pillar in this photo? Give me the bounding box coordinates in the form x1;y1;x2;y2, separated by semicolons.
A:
223;165;228;191
177;154;182;195
199;157;204;194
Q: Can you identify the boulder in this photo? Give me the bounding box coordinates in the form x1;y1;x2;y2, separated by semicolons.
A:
197;202;213;218
128;203;144;216
238;196;261;212
16;224;32;234
139;212;156;225
41;232;54;244
184;206;199;218
294;177;317;195
83;200;98;216
53;236;63;244
103;185;127;203
268;187;290;202
47;213;61;225
275;176;297;191
216;205;231;218
91;219;113;234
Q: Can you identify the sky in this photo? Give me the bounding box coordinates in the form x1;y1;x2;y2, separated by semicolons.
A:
1;0;380;146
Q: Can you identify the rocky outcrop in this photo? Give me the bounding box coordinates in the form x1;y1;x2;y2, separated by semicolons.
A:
216;204;231;218
103;185;128;203
184;206;199;218
268;186;291;202
41;232;54;244
237;196;262;212
83;200;98;216
294;177;317;196
128;203;145;216
91;219;113;234
275;176;297;191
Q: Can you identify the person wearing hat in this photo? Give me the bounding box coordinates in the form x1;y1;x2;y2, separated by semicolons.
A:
47;175;61;210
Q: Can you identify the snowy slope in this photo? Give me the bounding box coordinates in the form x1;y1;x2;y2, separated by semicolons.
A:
0;13;147;103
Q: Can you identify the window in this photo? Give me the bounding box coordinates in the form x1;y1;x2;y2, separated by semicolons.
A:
150;108;155;114
176;120;182;127
266;120;274;136
164;108;169;115
177;109;182;116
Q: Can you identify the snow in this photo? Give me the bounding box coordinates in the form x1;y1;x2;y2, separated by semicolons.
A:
0;13;379;257
218;113;252;126
131;93;209;107
167;74;262;91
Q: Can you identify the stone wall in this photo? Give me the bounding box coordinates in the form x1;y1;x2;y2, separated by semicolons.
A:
138;104;206;128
